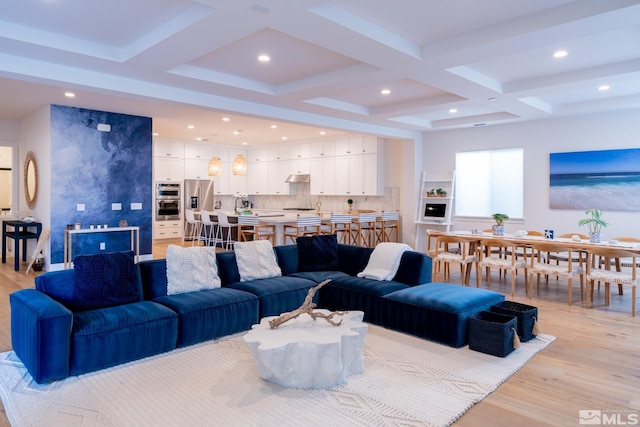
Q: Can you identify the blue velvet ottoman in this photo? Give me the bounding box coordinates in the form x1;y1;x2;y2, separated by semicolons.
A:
382;282;505;347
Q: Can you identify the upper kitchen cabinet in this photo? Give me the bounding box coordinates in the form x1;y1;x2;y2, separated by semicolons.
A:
154;139;184;158
267;144;290;162
184;143;215;160
248;147;268;163
333;137;385;196
309;156;335;196
183;159;211;180
309;139;336;158
154;157;184;182
289;142;310;160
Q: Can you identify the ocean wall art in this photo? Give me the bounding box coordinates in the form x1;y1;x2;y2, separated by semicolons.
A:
549;148;640;211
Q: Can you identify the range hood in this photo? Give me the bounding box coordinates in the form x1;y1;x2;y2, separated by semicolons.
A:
285;174;310;183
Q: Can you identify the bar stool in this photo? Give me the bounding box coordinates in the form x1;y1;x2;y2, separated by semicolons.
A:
199;210;217;246
321;213;352;244
215;211;237;250
283;215;322;244
183;209;202;246
375;210;400;244
350;212;377;247
237;215;276;244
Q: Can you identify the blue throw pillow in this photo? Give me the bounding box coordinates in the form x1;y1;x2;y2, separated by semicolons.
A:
297;234;339;272
72;251;141;311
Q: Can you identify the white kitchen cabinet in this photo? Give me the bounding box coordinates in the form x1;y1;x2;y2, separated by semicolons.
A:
268;160;293;195
335;136;364;156
309;157;335;195
212;161;248;195
309;139;336;158
184;143;215;160
154;157;184;182
267;144;290;161
184;159;211;180
153;220;183;240
247;161;269;194
154;139;184;158
248;147;268;163
289;142;310;159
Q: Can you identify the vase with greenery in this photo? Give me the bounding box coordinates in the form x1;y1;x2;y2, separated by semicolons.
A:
491;213;509;236
578;208;608;243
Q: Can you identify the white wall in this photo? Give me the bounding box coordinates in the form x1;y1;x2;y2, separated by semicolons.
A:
419;109;640;249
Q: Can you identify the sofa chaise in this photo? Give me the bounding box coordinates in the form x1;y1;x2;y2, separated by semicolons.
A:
11;236;504;384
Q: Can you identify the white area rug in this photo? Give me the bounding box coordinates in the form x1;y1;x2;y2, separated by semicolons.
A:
0;325;554;427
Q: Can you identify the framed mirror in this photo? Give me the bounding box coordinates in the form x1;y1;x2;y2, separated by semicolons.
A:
24;151;38;209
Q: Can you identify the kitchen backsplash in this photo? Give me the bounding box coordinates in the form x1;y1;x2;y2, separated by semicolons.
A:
213;183;400;213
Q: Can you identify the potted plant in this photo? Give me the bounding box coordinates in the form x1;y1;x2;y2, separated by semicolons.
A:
491;213;509;236
347;198;353;212
578;208;609;243
435;188;447;197
426;189;437;197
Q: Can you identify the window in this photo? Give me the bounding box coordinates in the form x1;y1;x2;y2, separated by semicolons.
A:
455;148;523;218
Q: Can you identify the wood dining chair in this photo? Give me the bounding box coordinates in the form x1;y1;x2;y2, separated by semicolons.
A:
478;239;528;297
283;215;322;244
237;215;276;244
430;235;479;286
321;213;352;244
350;212;377;247
585;246;637;316
528;241;584;305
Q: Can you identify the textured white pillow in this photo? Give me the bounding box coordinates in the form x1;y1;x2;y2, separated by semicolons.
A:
234;240;282;282
166;245;221;295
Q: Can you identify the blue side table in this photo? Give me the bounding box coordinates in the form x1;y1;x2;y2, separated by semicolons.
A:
2;220;43;271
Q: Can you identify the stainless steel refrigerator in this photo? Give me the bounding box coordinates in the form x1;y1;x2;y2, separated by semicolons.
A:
184;180;214;238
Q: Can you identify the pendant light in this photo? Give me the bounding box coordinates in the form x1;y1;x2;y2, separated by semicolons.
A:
207;157;222;176
232;154;248;175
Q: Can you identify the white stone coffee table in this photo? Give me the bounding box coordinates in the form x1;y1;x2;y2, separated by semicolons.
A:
243;310;367;389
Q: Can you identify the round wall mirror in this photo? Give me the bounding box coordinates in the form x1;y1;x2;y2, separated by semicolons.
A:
24;151;38;209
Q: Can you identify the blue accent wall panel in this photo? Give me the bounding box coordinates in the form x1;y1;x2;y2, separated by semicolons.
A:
50;105;152;264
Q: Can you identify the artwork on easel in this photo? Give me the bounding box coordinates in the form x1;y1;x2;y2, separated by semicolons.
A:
549;148;640;210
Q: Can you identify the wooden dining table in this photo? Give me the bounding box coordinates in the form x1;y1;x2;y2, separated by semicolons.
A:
426;229;640;284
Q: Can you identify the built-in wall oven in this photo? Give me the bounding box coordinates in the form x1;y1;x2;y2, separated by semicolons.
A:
156;182;181;220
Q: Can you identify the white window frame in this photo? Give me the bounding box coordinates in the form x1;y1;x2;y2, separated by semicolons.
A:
454;148;524;220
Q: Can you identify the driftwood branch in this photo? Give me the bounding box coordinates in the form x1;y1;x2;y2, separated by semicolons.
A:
269;279;346;329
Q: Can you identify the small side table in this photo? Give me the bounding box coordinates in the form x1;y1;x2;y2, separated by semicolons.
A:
2;220;43;271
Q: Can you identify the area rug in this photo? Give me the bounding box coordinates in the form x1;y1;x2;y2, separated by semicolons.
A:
0;325;554;427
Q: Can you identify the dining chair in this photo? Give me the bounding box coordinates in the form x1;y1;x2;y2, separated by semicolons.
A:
283;215;322;244
430;235;479;286
426;229;450;281
321;213;352;244
214;211;237;250
478;239;528;297
585;246;637;316
375;210;400;244
199;210;217;246
350;212;377;247
237;215;276;244
528;241;584;305
183;209;203;246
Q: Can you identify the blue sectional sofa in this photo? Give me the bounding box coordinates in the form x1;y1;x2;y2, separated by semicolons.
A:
11;237;504;384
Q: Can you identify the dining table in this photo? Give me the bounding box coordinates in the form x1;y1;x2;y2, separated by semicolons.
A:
426;229;640;285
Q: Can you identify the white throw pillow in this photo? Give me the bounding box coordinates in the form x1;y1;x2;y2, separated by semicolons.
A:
234;240;282;282
166;245;221;295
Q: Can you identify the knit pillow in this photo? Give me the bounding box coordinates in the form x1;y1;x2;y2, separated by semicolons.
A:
166;245;221;295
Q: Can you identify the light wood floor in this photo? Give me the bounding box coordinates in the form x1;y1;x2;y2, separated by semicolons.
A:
0;242;638;426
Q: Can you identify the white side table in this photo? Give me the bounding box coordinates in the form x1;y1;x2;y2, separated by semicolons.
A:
243;310;367;389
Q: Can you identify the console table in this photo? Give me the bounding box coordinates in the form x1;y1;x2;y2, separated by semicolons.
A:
2;220;43;271
63;226;140;269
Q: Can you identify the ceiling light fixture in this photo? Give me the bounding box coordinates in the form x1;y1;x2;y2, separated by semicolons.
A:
270;125;277;129
319;131;326;135
449;108;458;113
232;154;248;175
233;130;242;135
207;157;222;176
553;50;568;58
188;125;194;129
380;89;391;95
64;92;75;98
222;117;230;122
258;54;271;62
598;84;610;91
282;137;287;140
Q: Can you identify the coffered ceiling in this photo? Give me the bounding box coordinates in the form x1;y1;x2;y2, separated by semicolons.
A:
1;0;639;146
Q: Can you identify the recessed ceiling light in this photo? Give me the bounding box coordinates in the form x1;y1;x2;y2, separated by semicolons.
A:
64;92;75;98
319;131;326;135
598;84;610;91
152;132;159;136
449;108;458;113
233;130;241;135
196;137;202;141
282;137;287;140
187;125;195;129
553;50;568;58
258;54;271;62
270;125;278;129
380;89;391;95
222;117;230;122
242;141;248;145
